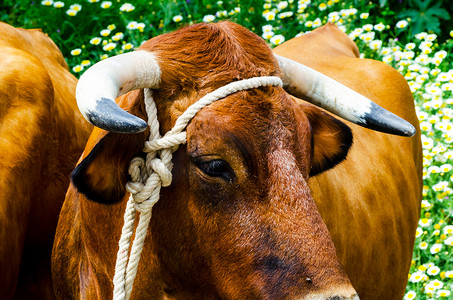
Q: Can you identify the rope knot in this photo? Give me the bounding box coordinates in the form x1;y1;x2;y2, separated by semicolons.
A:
128;157;145;182
133;184;160;213
127;152;173;207
143;132;187;153
149;155;172;187
125;182;144;195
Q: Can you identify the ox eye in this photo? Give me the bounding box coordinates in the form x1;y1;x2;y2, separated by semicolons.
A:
194;158;235;182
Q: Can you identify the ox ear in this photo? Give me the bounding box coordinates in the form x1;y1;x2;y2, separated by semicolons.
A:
300;104;353;176
71;91;148;204
71;131;146;204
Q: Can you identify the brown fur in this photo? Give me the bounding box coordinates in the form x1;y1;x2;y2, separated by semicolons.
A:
0;22;92;299
53;22;421;299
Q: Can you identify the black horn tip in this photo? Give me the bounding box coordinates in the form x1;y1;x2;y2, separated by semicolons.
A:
86;97;147;133
362;103;416;137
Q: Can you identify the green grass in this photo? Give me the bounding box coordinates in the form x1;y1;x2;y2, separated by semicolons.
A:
2;0;453;298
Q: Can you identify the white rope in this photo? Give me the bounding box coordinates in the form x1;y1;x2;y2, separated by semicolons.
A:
112;76;283;300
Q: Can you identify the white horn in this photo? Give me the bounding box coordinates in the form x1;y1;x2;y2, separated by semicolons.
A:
275;54;416;137
76;50;161;133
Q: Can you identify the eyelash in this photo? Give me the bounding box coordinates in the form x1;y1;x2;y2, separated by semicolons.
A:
193;159;235;182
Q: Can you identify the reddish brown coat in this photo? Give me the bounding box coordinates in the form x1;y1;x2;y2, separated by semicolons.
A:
0;22;92;299
52;22;421;299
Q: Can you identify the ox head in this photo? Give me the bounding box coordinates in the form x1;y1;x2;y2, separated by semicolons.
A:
72;22;413;299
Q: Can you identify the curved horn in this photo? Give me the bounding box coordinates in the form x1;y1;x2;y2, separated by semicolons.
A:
275;54;416;137
76;51;161;133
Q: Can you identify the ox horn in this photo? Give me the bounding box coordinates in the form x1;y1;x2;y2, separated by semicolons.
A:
275;54;416;137
76;50;161;133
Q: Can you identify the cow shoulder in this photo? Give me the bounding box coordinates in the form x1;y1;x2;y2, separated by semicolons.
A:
0;46;54;163
0;22;69;70
273;23;359;65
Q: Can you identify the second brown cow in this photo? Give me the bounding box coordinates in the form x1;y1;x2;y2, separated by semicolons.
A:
0;22;92;299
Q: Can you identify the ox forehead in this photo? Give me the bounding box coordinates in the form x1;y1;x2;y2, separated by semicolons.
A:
188;89;308;196
186;87;349;188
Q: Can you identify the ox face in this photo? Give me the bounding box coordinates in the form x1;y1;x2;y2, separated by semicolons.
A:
67;21;386;299
72;86;358;299
157;88;357;299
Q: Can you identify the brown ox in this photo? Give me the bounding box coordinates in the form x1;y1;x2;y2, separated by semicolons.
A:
52;22;422;299
0;22;92;299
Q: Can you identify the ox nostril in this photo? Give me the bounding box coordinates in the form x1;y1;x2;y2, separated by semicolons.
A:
304;291;359;300
327;293;359;300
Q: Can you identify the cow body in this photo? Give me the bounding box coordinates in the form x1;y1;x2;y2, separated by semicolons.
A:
52;22;421;299
0;22;92;299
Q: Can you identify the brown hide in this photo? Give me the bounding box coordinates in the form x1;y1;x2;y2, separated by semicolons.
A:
274;23;422;299
0;22;92;299
52;22;422;300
